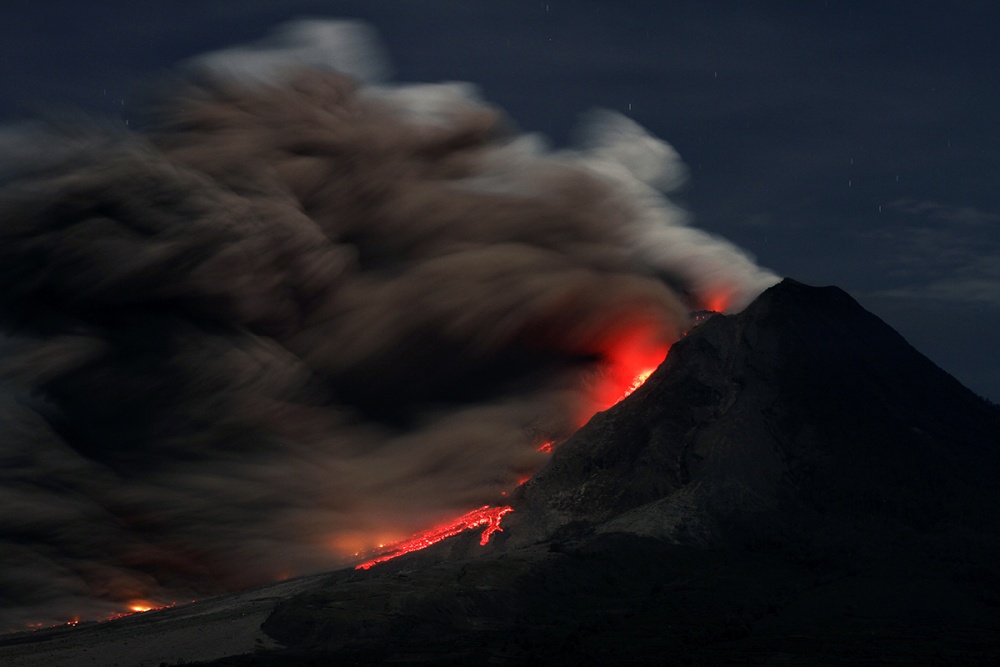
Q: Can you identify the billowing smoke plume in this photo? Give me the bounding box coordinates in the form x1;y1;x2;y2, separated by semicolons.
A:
0;20;777;629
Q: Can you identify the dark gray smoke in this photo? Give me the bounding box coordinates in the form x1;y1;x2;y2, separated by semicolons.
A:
0;20;777;630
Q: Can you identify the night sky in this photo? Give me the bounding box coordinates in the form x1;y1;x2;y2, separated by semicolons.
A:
2;0;998;401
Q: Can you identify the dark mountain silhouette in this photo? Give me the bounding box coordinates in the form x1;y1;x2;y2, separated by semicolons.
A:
8;279;1000;665
237;279;1000;665
513;278;1000;550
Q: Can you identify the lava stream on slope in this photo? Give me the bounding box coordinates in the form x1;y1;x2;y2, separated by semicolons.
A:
353;347;669;570
355;505;514;570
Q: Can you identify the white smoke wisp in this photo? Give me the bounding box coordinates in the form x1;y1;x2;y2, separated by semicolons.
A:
192;19;390;85
0;19;778;630
569;110;780;311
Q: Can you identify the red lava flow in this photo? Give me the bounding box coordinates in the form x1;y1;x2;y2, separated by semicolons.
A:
33;341;668;626
354;335;671;571
355;505;514;570
42;321;695;623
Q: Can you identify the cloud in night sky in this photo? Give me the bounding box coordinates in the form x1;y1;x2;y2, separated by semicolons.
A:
865;198;1000;306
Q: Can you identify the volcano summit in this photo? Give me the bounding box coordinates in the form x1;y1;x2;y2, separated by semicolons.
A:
7;279;996;665
234;279;1000;665
1;19;998;665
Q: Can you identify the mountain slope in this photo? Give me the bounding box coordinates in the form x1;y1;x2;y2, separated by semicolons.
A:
237;279;1000;664
513;278;1000;549
7;279;1000;665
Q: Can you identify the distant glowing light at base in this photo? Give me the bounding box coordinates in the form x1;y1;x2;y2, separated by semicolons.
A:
105;600;173;622
355;505;513;570
30;600;176;630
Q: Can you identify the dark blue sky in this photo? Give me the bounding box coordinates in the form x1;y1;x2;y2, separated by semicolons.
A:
2;0;998;400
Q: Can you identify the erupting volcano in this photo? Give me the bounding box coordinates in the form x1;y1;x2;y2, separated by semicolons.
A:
6;279;1000;666
0;19;778;633
2;8;999;666
352;340;671;570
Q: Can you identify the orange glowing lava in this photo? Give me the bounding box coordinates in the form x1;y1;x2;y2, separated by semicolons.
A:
620;367;655;401
704;296;726;313
104;600;173;622
355;505;513;570
30;599;175;630
351;330;670;571
37;318;702;627
579;330;670;425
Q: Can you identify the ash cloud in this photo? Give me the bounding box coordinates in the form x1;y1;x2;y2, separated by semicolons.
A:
0;20;777;630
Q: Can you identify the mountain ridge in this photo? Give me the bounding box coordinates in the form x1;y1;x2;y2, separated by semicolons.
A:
510;278;1000;549
238;279;1000;664
5;278;1000;665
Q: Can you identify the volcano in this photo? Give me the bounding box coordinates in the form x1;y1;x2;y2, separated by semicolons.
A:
4;278;1000;665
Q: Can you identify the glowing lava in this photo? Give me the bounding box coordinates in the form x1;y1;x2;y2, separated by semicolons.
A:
104;601;173;622
352;329;671;571
579;330;670;425
355;505;514;570
619;367;655;401
27;600;175;631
